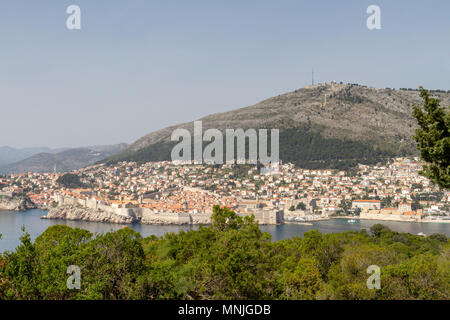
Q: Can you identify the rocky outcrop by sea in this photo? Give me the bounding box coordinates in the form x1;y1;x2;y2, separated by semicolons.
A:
0;196;37;211
42;204;213;225
42;205;136;224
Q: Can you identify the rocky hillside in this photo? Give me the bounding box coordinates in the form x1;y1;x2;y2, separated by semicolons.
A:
107;83;450;169
0;196;36;211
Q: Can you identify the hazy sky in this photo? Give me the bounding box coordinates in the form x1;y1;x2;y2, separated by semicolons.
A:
1;0;449;148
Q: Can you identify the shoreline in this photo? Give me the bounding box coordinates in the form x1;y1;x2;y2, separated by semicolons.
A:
3;208;450;225
332;216;450;224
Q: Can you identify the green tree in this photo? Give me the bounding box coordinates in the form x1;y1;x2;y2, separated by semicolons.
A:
296;202;306;210
338;200;352;215
1;227;40;299
76;228;146;300
210;205;243;231
381;254;449;299
33;225;93;299
412;87;450;189
280;258;323;299
56;173;86;189
381;195;393;208
370;224;391;238
326;243;395;300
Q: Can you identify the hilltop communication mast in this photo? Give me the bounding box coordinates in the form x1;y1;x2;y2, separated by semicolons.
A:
312;68;314;86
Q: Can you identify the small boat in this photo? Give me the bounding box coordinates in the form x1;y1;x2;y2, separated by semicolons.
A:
348;219;357;224
417;232;426;237
121;225;129;228
297;222;313;226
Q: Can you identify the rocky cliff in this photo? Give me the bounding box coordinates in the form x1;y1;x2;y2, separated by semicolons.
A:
42;205;136;224
0;196;37;211
42;204;212;225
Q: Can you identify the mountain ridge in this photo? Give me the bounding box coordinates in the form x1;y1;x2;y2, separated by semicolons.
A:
0;146;68;167
106;83;450;169
107;83;450;169
0;143;128;174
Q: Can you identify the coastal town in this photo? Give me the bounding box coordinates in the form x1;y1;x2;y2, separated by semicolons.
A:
0;157;449;225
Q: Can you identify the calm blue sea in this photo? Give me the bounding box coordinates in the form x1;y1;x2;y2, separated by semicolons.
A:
1;209;450;253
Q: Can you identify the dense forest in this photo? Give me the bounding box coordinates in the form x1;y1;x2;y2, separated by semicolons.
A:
106;126;412;170
1;206;448;300
277;127;407;170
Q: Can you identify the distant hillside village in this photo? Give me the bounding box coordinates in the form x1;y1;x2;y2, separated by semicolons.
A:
0;157;449;224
